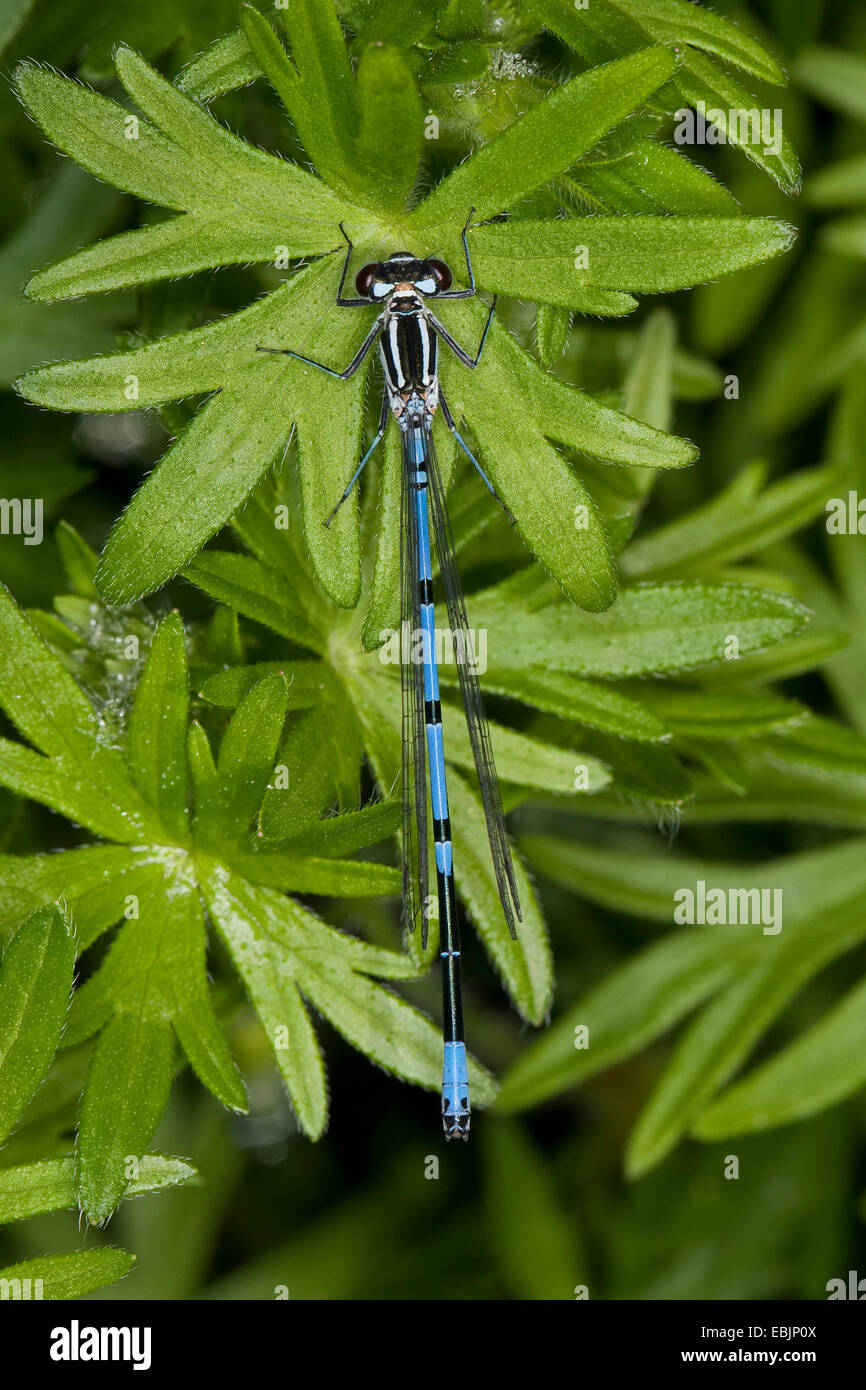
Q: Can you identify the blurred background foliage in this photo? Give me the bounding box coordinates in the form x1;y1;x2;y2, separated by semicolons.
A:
1;0;866;1300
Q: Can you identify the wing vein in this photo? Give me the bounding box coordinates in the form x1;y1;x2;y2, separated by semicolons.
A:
425;426;521;935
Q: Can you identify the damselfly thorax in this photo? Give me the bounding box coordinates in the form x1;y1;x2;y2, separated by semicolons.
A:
379;283;439;426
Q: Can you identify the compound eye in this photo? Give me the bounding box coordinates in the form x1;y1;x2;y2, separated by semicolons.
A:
355;263;382;297
428;259;452;292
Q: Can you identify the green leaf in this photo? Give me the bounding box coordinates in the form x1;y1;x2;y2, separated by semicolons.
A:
760;716;866;774
536;0;800;191
454;302;699;472
536;0;785;86
22;273;368;618
0;1153;196;1224
442;702;610;796
626;855;866;1176
66;874;246;1114
76;1012;176;1223
0;164;127;386
622;306;675;433
0;904;75;1145
14;59;342;265
0;846;162;948
0;580;109;761
232;848;400;899
476;579;808;678
497;928;747;1114
198;863;330;1139
623;0;785;82
679;754;866;833
807;153;866;210
690;628;848;690
164;892;248;1113
200;659;327;709
187;720;216;793
0;0;35;56
195;671;288;843
203;862;497;1115
259;705;339;839
179;28;262;102
821;215;866;260
794;46;866;122
205;604;245;667
694;974;866;1138
0;738;141;843
361;425;404;649
355;43;423;210
413;46;680;226
483;1120;585;1298
535;305;572;366
480;668;668;742
564;137;740;217
674;49;801;195
126;612;189;842
55;521;99;599
0;1249;136;1300
470;216;795;300
282;801;402;857
96;371;295;605
0;584;161;842
437;318;613;612
242;0;362;202
626;685;804;739
622;462;841;579
581;727;690;802
185;553;323;653
525;828;866;925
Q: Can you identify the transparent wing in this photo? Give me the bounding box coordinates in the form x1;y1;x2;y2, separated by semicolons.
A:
425;427;521;936
400;430;430;946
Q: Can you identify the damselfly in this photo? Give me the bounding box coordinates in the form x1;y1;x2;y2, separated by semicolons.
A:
259;210;521;1139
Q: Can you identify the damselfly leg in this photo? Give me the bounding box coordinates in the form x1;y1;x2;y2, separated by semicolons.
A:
438;395;515;525
324;392;390;528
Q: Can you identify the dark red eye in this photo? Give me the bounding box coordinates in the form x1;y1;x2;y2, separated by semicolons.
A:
428;259;452;292
355;263;381;297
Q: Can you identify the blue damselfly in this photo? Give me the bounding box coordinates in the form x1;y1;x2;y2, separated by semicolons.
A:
259;211;521;1139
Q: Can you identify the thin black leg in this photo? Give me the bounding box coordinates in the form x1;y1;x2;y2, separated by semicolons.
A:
439;390;515;525
324;391;391;527
257;312;383;380
428;296;497;369
335;222;372;308
436;206;479;301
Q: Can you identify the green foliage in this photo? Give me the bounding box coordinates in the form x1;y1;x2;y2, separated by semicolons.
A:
0;1248;136;1299
0;904;75;1146
0;581;453;1221
0;904;197;1292
13;17;792;610
0;0;864;1305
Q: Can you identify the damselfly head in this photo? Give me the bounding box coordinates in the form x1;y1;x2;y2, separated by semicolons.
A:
355;254;453;300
